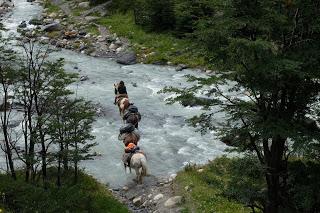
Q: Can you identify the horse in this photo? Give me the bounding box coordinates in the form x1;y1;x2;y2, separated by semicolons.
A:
116;96;130;118
114;82;130;118
123;152;148;184
123;111;141;129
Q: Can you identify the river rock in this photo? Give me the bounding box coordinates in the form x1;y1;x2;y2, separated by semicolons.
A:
78;1;90;8
78;31;87;36
39;36;50;44
115;38;122;46
116;51;137;65
153;193;164;201
48;12;57;18
109;43;117;50
175;64;188;71
132;196;142;206
43;22;61;32
116;47;124;54
80;75;89;81
79;43;87;51
168;173;177;182
18;21;27;28
43;18;53;24
84;16;99;22
164;196;183;208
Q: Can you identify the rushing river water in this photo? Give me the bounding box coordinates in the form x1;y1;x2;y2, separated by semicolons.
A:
1;0;227;187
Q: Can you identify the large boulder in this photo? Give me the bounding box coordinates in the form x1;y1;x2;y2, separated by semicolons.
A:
132;196;142;207
153;193;164;202
164;196;183;208
116;51;137;65
43;22;61;32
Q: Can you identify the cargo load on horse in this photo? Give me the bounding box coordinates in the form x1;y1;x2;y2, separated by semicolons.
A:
119;123;135;135
128;104;138;113
119;124;141;146
123;105;142;128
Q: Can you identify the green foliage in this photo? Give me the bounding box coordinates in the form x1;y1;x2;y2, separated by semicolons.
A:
43;0;60;13
173;0;215;36
176;156;320;213
0;170;128;213
287;160;320;212
161;0;320;212
97;13;207;67
174;156;255;213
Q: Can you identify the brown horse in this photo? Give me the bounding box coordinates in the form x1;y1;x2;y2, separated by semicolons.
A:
116;95;130;118
114;82;130;118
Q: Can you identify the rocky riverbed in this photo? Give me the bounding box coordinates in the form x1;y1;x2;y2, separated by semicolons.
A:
0;0;14;18
15;0;138;65
111;174;185;213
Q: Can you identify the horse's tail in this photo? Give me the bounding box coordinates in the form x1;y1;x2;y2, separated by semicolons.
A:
140;157;148;177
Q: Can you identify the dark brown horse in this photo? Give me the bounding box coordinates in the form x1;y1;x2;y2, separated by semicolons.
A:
124;112;141;129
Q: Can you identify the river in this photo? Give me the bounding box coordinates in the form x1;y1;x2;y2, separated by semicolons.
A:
1;0;227;187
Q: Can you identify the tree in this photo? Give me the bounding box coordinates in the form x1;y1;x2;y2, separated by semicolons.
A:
173;0;215;36
16;42;77;187
133;0;175;31
0;39;19;180
65;99;96;183
162;0;320;212
48;97;96;185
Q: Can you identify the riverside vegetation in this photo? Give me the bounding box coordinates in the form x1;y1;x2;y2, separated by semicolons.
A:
0;39;128;212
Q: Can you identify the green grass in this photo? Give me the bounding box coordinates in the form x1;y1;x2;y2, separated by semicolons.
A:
97;13;208;68
86;24;100;36
72;7;87;16
0;169;128;213
44;0;60;13
174;157;259;213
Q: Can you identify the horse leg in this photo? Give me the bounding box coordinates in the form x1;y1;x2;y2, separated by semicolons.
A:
134;167;141;184
124;163;127;173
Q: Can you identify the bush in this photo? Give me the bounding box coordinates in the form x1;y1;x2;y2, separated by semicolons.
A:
0;170;128;213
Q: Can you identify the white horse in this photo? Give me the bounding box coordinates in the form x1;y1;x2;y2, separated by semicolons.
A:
125;152;148;184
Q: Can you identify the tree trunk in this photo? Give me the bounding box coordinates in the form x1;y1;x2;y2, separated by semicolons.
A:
1;87;16;180
63;144;68;170
263;136;286;213
57;141;63;187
